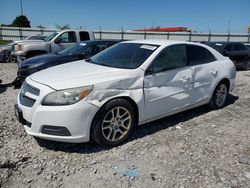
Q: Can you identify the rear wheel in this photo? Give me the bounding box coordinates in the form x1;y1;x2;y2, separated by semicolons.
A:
244;59;250;71
91;99;136;147
209;82;228;109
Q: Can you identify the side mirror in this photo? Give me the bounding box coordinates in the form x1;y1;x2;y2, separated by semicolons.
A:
54;37;61;44
145;66;155;75
77;52;88;59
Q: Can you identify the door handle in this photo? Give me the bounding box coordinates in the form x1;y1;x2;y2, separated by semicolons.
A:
210;69;218;76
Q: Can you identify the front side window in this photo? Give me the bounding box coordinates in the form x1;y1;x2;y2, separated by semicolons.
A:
80;43;107;58
89;43;159;69
148;44;187;74
224;44;233;51
187;45;216;65
58;32;77;43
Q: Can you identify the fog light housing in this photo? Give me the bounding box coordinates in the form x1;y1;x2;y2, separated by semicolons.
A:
41;125;71;136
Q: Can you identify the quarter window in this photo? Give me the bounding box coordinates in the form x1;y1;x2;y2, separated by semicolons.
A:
149;44;187;74
187;45;216;65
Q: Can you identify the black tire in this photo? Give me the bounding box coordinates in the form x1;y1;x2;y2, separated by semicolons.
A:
244;60;249;71
91;99;136;147
209;82;228;109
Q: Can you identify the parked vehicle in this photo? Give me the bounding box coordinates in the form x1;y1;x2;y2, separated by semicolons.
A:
0;35;46;63
205;42;250;70
15;40;236;146
17;40;120;81
244;43;250;50
12;30;95;59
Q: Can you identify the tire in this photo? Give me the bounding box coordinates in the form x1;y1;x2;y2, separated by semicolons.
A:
91;99;136;147
244;60;249;71
209;82;228;109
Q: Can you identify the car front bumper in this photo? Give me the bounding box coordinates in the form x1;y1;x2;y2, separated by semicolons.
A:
16;77;99;143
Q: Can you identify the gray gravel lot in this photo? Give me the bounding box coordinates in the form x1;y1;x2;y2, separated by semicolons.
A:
0;63;250;188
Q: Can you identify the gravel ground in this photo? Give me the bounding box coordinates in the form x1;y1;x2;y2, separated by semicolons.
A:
0;63;250;188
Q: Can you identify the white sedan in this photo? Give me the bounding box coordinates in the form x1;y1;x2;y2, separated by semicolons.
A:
15;40;236;146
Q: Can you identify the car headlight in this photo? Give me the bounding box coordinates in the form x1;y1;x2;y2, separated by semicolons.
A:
28;62;45;69
42;86;93;106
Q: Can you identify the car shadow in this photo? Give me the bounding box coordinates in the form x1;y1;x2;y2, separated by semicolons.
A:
35;94;239;153
0;84;7;94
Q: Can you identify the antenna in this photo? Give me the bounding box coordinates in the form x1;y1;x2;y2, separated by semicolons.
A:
20;0;23;15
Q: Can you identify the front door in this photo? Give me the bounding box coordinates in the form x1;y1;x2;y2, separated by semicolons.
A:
51;31;77;53
143;44;192;121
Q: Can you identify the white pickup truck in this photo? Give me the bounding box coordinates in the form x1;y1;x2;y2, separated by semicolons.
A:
12;30;95;59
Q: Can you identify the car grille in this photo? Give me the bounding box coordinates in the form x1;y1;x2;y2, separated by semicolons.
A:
19;81;40;108
22;81;40;96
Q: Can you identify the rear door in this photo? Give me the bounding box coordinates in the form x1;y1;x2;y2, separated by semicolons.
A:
143;44;192;120
187;44;218;104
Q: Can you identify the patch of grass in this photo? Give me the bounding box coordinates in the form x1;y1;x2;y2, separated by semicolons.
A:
0;40;10;45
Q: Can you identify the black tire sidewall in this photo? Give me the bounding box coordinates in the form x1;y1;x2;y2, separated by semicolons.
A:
91;99;136;147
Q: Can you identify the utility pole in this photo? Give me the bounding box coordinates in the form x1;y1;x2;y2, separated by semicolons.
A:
20;0;23;15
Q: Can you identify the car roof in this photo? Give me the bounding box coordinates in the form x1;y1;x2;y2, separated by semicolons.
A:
206;41;244;45
121;39;213;47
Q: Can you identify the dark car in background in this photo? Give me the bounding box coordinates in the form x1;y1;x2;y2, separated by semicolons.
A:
17;40;120;80
206;42;250;70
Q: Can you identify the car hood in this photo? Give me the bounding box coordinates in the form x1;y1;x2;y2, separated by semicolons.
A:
22;53;71;66
16;40;46;45
30;60;138;90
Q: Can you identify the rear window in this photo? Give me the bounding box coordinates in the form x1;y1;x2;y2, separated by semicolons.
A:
187;45;216;65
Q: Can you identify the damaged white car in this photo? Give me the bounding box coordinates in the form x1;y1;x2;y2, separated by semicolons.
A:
15;40;236;146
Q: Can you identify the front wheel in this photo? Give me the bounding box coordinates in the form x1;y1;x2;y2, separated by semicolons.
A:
91;99;136;147
209;82;228;109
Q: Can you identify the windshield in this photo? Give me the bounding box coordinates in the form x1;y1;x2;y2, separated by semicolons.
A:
58;43;87;55
44;32;58;42
89;43;159;69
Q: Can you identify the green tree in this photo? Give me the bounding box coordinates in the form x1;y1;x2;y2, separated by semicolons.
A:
11;15;31;28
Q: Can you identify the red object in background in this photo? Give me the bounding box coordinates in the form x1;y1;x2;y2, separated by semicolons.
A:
134;27;190;32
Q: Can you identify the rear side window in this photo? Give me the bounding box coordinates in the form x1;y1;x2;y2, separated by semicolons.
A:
150;44;187;73
79;31;90;41
187;45;216;66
